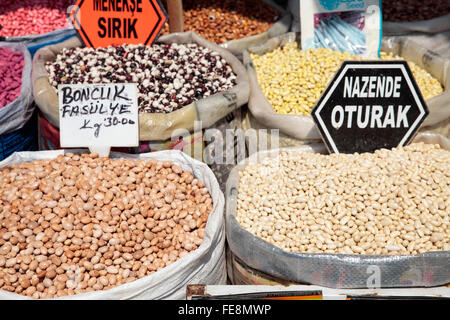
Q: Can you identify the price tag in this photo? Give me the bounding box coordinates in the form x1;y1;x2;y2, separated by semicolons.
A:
58;83;139;156
69;0;167;48
312;61;429;154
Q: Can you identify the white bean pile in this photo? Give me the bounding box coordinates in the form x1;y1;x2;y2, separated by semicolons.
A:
236;143;450;255
0;153;212;299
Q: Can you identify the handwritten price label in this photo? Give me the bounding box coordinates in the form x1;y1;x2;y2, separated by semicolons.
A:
58;83;139;151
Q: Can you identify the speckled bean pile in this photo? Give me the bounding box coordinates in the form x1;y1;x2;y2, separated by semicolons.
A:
46;43;237;113
0;0;73;37
0;153;212;299
0;47;24;108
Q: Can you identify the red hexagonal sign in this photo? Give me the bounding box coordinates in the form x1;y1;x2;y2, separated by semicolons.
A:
69;0;167;48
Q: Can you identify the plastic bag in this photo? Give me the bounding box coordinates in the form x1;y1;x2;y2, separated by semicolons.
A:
0;113;38;161
244;32;450;141
0;149;226;300
32;32;249;142
225;133;450;289
0;42;34;136
219;0;292;58
300;0;382;58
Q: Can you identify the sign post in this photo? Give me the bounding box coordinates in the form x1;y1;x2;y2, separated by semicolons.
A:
69;0;167;48
167;0;184;33
311;61;429;154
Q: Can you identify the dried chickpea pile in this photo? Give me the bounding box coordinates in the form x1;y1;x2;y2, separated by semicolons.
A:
251;44;444;116
0;153;212;299
236;143;450;255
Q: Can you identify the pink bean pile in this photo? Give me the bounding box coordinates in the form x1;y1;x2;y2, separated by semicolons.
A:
0;47;24;108
0;0;74;37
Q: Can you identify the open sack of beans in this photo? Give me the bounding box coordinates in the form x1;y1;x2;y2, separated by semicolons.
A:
243;32;450;142
225;133;450;288
161;0;291;58
0;43;35;161
36;111;205;159
32;32;249;145
0;0;77;57
0;149;225;299
382;0;450;36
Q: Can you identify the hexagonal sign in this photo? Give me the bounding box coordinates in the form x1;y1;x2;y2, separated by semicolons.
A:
311;61;429;154
69;0;167;48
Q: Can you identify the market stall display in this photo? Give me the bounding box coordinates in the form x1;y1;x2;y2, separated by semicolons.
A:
0;149;226;299
226;133;450;288
161;0;292;56
0;0;448;302
244;33;450;141
0;0;77;57
33;32;249;149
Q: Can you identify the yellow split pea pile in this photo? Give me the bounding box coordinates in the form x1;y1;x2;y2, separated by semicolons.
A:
236;143;450;255
251;44;444;116
0;153;212;299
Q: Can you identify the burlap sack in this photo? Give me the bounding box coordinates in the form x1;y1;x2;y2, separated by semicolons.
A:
32;32;249;142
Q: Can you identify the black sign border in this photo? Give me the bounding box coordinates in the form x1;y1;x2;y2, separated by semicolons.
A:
311;60;430;154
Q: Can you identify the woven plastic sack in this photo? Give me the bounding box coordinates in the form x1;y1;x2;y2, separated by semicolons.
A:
32;32;249;142
225;133;450;289
37;112;204;158
244;32;450;141
0;149;226;300
0;42;34;136
383;14;450;36
219;0;292;58
2;28;77;58
401;31;450;60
